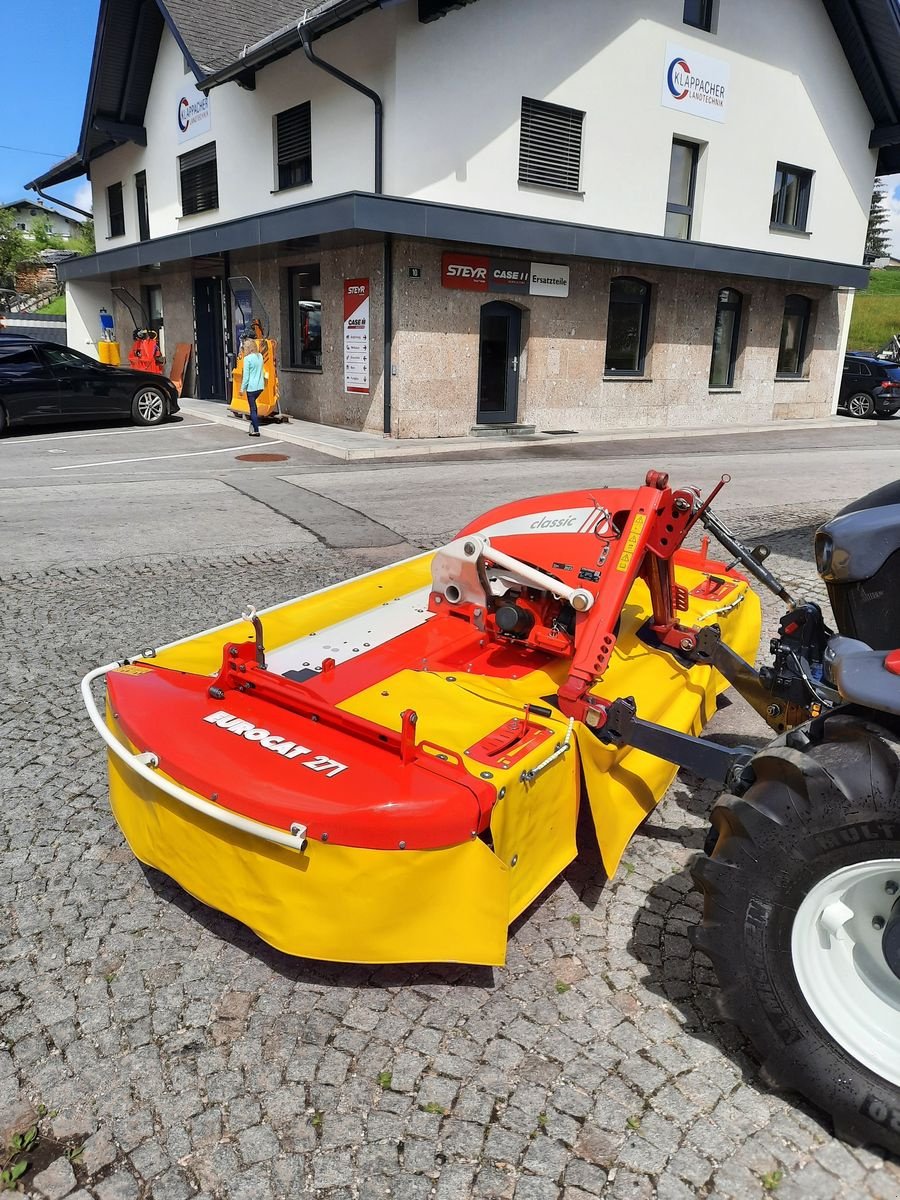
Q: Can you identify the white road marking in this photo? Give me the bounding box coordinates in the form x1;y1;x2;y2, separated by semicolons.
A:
51;441;283;470
5;421;217;445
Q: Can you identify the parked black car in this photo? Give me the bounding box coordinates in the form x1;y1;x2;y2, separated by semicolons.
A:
838;351;900;418
0;334;179;433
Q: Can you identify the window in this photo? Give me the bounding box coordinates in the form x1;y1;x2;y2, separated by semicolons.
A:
40;346;95;370
709;288;742;387
518;97;584;192
16;222;26;230
275;102;312;191
179;142;218;216
135;171;150;242
288;265;322;369
107;182;125;238
665;139;698;239
777;294;811;377
683;0;713;30
605;277;651;375
771;163;812;231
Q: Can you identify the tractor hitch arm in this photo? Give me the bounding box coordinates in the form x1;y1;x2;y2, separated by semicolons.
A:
698;505;796;607
596;697;756;792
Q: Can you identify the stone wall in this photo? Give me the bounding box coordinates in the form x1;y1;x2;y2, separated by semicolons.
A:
390;239;841;437
99;241;844;437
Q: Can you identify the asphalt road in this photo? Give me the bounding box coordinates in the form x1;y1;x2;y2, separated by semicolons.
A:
1;414;899;1200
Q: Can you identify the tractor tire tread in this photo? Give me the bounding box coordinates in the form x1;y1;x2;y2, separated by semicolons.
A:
691;713;900;1155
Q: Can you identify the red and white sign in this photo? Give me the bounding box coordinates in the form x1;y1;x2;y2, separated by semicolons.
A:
442;253;489;291
343;278;370;394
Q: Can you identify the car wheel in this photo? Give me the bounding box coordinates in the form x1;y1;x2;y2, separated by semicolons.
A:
0;404;6;436
846;392;876;418
132;386;168;426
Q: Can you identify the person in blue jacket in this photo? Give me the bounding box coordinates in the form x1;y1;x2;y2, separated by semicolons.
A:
240;337;265;437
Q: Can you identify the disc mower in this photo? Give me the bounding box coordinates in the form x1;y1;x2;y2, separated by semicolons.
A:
82;471;900;1154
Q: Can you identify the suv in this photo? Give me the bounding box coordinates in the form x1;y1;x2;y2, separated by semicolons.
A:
838;352;900;418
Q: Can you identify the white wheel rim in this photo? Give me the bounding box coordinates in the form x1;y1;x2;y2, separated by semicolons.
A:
848;395;871;417
792;858;900;1086
137;390;164;420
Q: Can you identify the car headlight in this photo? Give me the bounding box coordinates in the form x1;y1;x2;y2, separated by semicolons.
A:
815;533;834;579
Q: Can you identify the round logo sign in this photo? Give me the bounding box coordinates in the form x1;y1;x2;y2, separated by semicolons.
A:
667;58;691;100
178;96;191;132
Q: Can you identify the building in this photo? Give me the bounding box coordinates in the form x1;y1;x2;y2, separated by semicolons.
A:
28;0;900;437
4;199;83;241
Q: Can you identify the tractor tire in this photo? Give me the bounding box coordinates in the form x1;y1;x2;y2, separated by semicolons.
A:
691;714;900;1154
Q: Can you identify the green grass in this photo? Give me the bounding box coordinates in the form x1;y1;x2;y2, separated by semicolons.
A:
861;268;900;295
35;294;66;315
849;269;900;351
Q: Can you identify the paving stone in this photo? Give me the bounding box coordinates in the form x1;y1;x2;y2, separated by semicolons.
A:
30;1156;77;1200
93;1172;141;1200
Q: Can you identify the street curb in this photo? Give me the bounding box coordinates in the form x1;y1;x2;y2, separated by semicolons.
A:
177;399;861;463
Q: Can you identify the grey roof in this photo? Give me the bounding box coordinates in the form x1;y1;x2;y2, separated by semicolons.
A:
159;0;330;74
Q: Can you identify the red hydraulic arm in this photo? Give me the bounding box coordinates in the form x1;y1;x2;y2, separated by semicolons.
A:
557;470;720;727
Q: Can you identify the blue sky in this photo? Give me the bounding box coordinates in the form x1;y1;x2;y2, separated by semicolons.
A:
0;0;100;215
4;0;900;255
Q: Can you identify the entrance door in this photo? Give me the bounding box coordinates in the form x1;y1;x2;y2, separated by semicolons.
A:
477;301;521;424
193;277;226;400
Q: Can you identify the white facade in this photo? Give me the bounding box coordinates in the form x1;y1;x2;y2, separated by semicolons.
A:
88;0;875;266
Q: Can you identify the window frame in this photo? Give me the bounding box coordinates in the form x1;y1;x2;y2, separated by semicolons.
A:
518;96;585;193
771;162;813;232
178;141;219;217
776;293;812;379
604;276;652;377
665;138;699;240
287;264;323;371
683;0;714;30
135;170;150;242
708;287;743;388
275;101;313;192
106;181;125;239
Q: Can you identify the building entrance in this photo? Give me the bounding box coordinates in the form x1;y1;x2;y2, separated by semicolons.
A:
476;301;521;424
193;276;226;400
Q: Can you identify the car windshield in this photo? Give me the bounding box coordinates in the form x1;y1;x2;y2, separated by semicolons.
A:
886;367;900;382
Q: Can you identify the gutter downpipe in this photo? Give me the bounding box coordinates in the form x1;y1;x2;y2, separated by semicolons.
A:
298;24;392;436
28;185;92;220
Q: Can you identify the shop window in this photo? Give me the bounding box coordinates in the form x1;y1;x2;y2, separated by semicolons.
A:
518;97;584;192
107;182;125;238
605;277;651;375
179;142;218;216
777;294;811;377
276;102;312;190
135;171;150;242
683;0;714;30
771;163;812;231
288;264;322;369
665;139;699;239
709;288;742;387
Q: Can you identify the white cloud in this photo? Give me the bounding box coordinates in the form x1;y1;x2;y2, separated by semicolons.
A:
879;172;900;258
72;181;92;215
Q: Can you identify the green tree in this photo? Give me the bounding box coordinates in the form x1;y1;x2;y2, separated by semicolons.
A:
0;206;27;289
29;213;65;253
71;217;95;256
866;180;893;259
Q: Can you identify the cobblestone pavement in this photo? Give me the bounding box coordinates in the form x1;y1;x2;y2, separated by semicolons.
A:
2;498;899;1200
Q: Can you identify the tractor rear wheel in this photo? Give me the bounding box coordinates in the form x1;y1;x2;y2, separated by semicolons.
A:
691;714;900;1154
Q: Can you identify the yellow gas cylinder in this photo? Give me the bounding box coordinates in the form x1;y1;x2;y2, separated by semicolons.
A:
97;341;121;366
